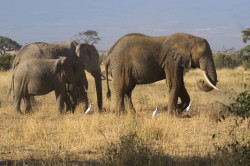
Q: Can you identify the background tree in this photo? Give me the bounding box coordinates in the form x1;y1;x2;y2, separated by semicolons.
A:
242;27;250;43
75;30;101;45
0;36;21;55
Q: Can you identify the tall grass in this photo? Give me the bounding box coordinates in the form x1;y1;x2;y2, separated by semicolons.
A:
0;67;249;165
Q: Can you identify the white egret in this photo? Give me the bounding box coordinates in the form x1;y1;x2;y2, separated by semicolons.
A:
152;106;158;118
186;101;191;111
85;103;92;114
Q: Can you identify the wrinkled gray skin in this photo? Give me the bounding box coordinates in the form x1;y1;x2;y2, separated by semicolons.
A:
75;43;103;110
13;41;103;111
106;33;218;115
12;57;76;114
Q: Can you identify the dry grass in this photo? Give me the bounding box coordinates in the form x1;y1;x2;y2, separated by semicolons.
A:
0;66;249;165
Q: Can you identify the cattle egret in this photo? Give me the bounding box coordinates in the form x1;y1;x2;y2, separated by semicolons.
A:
85;103;92;114
186;101;191;111
152;106;158;117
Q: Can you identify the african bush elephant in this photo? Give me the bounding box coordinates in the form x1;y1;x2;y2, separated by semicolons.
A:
12;57;77;114
75;43;104;110
13;40;103;111
105;33;219;115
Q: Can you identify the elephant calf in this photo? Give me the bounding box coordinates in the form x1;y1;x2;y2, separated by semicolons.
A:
11;57;76;114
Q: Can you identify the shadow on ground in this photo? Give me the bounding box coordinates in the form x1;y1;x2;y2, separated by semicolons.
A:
1;146;248;166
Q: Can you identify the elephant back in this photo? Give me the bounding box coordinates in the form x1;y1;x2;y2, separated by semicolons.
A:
13;40;80;69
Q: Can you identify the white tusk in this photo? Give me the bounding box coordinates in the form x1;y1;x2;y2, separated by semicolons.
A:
83;85;88;93
186;101;191;111
202;71;220;90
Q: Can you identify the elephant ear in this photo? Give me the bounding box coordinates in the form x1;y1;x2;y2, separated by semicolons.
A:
75;43;100;74
172;54;191;69
75;44;89;65
60;57;75;84
164;36;192;69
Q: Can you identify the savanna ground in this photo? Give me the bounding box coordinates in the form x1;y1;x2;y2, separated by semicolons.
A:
0;66;249;166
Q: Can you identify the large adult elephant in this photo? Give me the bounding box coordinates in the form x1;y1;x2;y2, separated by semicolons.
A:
13;40;103;110
105;33;219;115
75;43;104;110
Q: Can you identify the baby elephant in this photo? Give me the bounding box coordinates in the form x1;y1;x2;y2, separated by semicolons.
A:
12;57;77;114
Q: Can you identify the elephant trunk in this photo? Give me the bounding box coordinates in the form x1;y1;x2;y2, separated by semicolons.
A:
197;56;219;92
92;71;103;111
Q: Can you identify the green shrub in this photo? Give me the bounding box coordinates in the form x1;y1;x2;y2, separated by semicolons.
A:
242;56;250;70
102;132;168;166
214;53;243;69
0;54;15;70
230;88;250;119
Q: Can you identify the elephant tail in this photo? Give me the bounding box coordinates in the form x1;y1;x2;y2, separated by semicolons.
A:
105;58;111;99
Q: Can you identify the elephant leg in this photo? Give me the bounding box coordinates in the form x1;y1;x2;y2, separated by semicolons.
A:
125;84;136;113
15;98;22;114
80;86;89;112
24;95;32;114
116;92;125;115
168;86;180;114
55;92;65;113
177;80;190;114
113;71;126;115
64;93;73;113
165;65;182;115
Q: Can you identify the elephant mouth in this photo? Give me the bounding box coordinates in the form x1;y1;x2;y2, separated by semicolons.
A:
197;70;219;92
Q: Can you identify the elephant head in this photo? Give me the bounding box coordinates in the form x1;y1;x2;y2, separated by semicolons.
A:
75;43;103;109
164;33;218;92
59;57;88;105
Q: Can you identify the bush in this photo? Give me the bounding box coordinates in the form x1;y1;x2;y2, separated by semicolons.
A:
0;54;15;70
102;131;168;166
214;53;243;69
242;56;250;70
230;87;250;119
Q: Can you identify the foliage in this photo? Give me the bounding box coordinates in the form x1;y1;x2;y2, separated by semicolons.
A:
241;27;250;43
0;36;21;55
213;85;250;165
213;49;250;70
75;30;101;45
240;45;250;55
102;131;168;166
213;126;250;166
0;54;15;70
213;52;243;69
230;87;250;119
242;58;250;69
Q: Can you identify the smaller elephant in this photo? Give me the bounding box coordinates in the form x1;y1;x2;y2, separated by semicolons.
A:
11;57;77;114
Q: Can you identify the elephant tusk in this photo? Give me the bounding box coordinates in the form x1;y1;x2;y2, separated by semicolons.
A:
83;85;88;92
202;71;220;90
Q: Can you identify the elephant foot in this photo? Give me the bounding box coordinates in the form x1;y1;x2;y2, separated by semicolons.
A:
16;110;24;115
98;108;107;113
25;107;33;114
25;110;33;114
59;109;66;114
176;113;192;118
166;106;183;116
